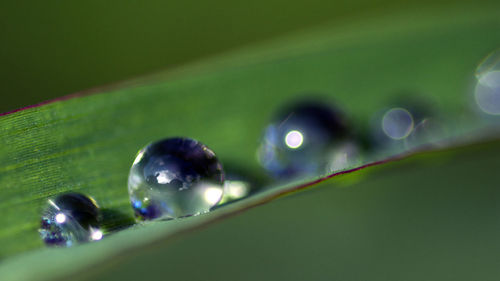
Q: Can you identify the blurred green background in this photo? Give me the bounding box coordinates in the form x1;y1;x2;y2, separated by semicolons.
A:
0;0;496;113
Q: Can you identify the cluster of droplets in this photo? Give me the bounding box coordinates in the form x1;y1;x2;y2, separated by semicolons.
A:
39;48;500;247
256;51;500;179
255;99;442;180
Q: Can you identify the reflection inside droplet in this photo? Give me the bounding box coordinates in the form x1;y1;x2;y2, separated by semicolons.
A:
55;213;66;224
285;130;304;149
203;186;224;205
133;149;146;165
90;229;103;241
382;108;414;140
224;180;250;199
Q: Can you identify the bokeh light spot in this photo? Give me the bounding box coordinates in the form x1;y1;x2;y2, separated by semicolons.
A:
285;130;304;149
382;108;414;140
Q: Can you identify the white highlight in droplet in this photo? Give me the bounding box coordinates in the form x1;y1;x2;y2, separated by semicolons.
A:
204;187;223;205
285;130;304;149
133;149;146;165
48;199;60;210
156;170;175;184
225;181;250;199
90;229;103;241
55;213;66;224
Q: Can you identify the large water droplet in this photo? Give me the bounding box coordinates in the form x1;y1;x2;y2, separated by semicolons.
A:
39;193;102;247
475;49;500;115
257;101;350;178
128;137;225;220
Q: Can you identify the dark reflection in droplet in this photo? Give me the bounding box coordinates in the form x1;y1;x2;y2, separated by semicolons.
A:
257;99;357;179
39;192;103;247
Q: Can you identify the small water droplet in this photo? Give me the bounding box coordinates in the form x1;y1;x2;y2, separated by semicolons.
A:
39;193;102;247
128;137;225;220
371;97;437;154
474;49;500;115
257;100;349;178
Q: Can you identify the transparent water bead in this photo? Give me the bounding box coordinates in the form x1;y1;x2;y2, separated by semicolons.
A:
371;98;435;153
128;137;225;220
258;101;349;178
39;193;102;247
475;50;500;115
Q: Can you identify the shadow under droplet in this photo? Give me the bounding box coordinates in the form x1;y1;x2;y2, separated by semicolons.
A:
100;208;136;233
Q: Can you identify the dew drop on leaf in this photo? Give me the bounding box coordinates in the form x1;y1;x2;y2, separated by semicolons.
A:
370;97;438;154
39;193;102;247
128;137;225;220
257;100;355;178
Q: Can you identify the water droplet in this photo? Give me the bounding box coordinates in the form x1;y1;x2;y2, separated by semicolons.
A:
475;49;500;115
128;137;225;220
257;101;349;178
39;193;102;247
370;96;437;154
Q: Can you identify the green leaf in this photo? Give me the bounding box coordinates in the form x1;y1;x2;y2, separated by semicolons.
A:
1;5;500;281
